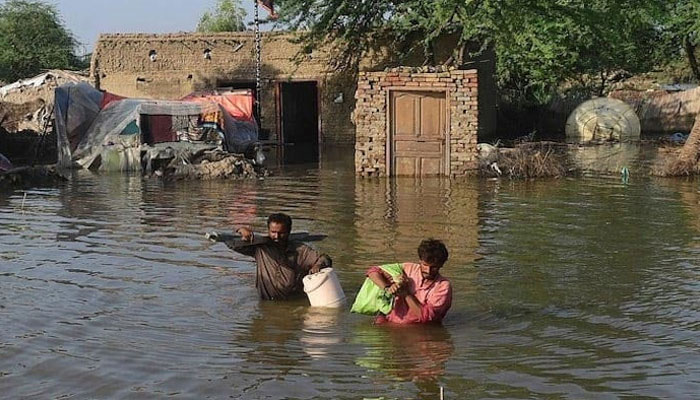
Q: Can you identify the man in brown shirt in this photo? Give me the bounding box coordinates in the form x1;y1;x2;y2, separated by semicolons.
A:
226;213;332;300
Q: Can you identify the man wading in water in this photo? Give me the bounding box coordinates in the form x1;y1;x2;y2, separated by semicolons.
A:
365;239;452;324
226;213;332;300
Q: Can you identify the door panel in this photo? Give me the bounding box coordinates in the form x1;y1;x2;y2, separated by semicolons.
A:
420;95;444;138
395;156;418;176
421;157;442;175
394;94;418;136
391;91;446;176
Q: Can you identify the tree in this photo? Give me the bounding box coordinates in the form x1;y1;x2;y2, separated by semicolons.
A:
276;0;666;105
0;0;81;82
197;0;247;32
657;1;700;82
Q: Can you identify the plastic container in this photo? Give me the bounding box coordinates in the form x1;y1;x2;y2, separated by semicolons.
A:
303;268;346;308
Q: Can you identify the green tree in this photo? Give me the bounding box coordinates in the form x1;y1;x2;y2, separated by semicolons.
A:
277;0;665;105
659;1;700;82
0;0;81;82
197;0;247;32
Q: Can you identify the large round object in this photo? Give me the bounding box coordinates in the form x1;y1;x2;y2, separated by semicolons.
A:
303;268;346;308
565;98;640;143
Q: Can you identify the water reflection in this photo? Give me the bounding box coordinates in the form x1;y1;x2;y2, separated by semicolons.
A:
656;178;700;245
353;323;454;382
352;176;480;269
300;307;343;360
2;155;700;398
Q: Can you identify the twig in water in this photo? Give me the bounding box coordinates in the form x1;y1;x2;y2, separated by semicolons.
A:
21;192;27;213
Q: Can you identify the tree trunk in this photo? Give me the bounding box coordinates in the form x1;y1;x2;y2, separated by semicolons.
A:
684;35;700;82
678;112;700;165
597;71;608;97
423;40;436;66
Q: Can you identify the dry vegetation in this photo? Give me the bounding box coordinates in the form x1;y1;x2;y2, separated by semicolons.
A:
651;147;700;176
652;112;700;176
480;142;576;179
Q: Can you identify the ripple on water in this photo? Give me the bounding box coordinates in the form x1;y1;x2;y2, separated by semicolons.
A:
1;172;699;398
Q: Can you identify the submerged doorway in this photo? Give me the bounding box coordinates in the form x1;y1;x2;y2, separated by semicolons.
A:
389;90;448;176
280;81;319;164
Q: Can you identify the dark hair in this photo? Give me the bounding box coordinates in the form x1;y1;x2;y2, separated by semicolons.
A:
418;238;448;265
267;213;292;232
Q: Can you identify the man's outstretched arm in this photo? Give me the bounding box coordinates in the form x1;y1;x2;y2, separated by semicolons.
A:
222;226;259;257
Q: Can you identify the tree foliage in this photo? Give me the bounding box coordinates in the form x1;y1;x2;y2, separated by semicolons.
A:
0;0;81;82
197;0;247;32
657;1;700;81
276;0;669;105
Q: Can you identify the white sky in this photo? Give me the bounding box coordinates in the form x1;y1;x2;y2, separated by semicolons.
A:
35;0;274;54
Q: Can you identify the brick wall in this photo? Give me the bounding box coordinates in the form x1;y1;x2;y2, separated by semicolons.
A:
354;67;479;176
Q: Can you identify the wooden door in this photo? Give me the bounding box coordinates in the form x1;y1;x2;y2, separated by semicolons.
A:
390;91;447;176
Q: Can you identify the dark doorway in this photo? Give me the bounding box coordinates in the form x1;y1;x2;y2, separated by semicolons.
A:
280;81;319;164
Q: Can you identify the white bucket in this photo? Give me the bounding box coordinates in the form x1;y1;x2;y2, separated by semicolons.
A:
303;268;346;308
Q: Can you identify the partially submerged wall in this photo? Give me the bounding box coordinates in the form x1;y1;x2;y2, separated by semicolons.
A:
92;32;498;147
91;32;355;144
354;67;479;177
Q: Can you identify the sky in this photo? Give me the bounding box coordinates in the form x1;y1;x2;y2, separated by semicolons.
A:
38;0;270;54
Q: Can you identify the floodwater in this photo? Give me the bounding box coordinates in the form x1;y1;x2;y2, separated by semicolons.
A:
1;148;699;399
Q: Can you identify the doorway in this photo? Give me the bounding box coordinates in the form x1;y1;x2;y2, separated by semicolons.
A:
280;81;319;164
389;90;448;176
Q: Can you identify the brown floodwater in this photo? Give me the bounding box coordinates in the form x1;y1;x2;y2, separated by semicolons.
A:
1;148;699;399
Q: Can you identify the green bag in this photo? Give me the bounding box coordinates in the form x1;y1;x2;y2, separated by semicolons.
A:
350;263;403;315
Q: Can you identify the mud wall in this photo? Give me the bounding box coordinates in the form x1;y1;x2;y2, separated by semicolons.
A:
92;32;498;147
610;89;700;134
91;32;355;144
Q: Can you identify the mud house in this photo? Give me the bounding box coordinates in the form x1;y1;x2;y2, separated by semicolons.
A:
90;32;494;172
91;32;357;146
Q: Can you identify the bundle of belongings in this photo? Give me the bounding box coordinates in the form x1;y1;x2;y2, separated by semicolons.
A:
351;263;404;315
54;82;259;172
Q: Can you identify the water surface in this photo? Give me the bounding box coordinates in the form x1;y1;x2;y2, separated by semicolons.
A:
1;152;699;399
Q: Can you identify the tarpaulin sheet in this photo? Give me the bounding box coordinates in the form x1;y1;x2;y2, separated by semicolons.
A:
54;82;103;168
0;152;13;172
182;90;254;122
56;83;258;170
100;91;126;109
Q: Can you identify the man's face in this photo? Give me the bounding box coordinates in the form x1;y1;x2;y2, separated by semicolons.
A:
419;260;443;281
268;221;290;246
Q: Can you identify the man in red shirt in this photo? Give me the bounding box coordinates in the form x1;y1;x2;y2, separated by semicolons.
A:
366;239;452;324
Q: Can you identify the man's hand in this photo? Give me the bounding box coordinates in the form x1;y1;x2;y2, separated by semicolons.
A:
394;282;411;297
385;277;406;295
235;227;254;242
205;231;220;242
385;282;400;295
309;265;321;274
